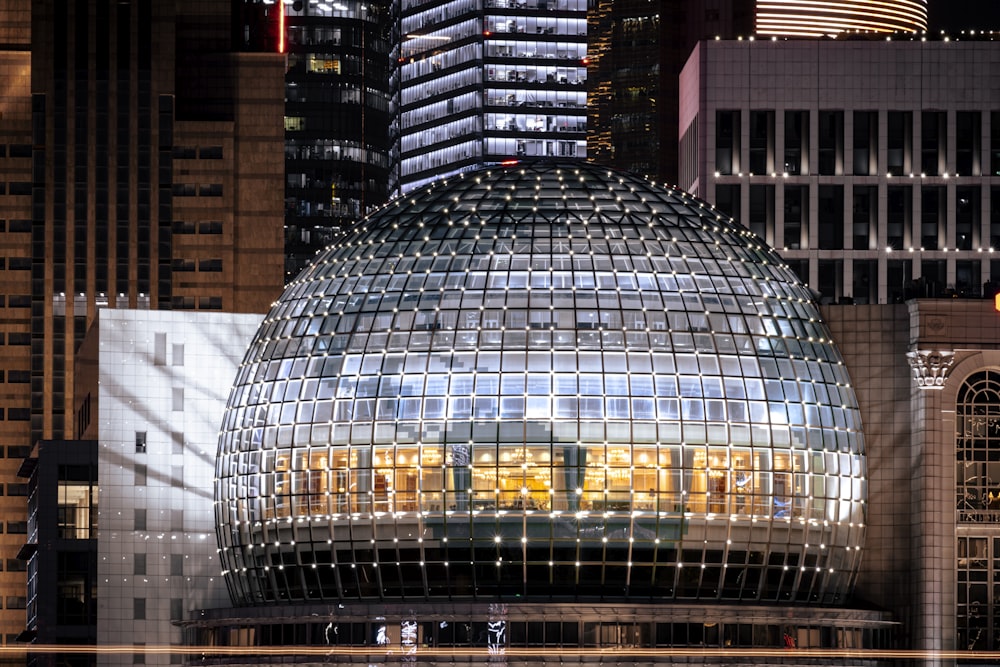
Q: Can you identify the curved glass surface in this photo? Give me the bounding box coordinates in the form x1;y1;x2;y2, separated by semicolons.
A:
216;161;866;605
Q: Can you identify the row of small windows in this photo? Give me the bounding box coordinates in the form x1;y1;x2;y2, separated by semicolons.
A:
0;182;31;195
0;446;30;459
0;296;32;307
254;357;843;395
318;215;757;253
0;220;32;233
716;109;1000;177
170;146;223;159
287;24;386;49
0;144;32;158
714;183;1000;254
172;221;223;234
224;415;856;455
0;371;31;383
233;371;852;420
399;67;480;107
284;83;388;109
240;395;855;430
172;184;223;197
0;258;30;270
246;327;840;365
240;346;848;388
0;409;31;421
170;296;223;310
293;265;795;300
400;43;480;80
295;244;787;286
170;259;223;272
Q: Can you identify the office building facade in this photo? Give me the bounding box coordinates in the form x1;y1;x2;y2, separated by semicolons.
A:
679;38;1000;305
0;0;286;651
283;0;393;280
0;0;33;652
390;0;588;194
755;0;927;37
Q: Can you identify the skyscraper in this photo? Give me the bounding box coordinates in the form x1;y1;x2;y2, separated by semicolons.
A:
755;0;927;36
282;0;392;280
390;0;588;194
587;0;753;185
0;0;33;655
0;0;285;649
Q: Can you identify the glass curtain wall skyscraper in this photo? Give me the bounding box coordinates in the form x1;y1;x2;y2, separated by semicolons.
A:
390;0;588;194
283;0;392;280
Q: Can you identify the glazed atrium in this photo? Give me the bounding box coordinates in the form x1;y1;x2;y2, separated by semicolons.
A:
391;0;588;194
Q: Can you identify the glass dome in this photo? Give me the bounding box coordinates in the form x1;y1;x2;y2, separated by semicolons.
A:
215;161;866;606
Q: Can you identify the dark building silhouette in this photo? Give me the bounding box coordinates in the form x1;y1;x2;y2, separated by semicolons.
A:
587;0;753;186
282;0;392;280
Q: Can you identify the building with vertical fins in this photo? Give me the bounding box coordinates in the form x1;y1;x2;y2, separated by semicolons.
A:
0;0;33;657
755;0;927;36
0;0;286;654
282;0;392;281
678;37;1000;305
390;0;588;194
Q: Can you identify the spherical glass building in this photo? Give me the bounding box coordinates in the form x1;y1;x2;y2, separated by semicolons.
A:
215;161;866;610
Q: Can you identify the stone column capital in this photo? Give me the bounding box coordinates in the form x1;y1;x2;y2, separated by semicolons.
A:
906;349;956;389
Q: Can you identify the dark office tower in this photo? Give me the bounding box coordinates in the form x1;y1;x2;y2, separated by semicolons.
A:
390;0;588;194
28;0;284;438
588;0;752;186
283;0;392;281
0;0;284;652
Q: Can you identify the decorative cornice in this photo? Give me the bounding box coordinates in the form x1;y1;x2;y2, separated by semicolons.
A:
906;349;955;389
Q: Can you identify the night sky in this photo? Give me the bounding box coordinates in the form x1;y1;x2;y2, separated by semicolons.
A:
927;0;1000;33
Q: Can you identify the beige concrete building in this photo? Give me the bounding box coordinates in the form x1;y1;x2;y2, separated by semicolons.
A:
680;38;1000;306
826;299;1000;659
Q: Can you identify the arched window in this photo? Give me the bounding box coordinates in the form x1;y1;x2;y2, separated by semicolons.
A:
955;370;1000;651
956;370;1000;514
